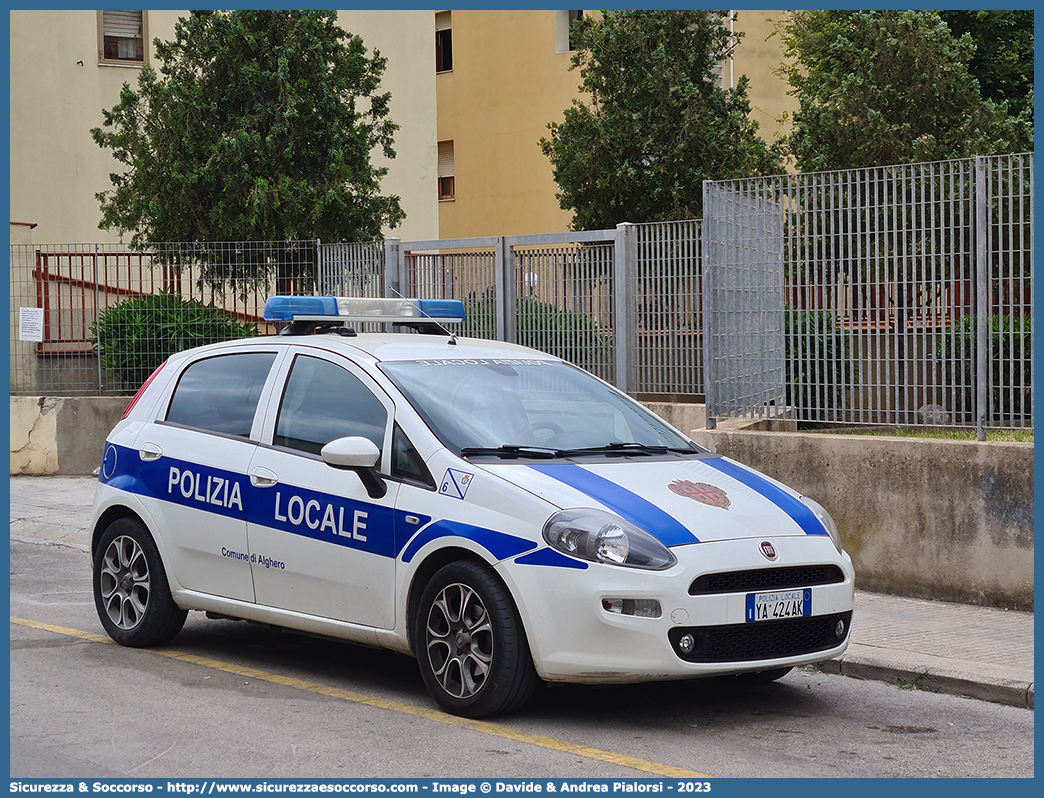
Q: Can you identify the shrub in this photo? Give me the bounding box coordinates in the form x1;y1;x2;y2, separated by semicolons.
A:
935;314;1032;421
91;292;258;388
464;295;612;371
784;309;858;418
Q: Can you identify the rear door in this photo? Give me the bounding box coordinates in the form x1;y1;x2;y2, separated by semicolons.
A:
134;349;281;602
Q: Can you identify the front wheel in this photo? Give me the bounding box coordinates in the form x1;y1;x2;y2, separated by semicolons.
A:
93;516;187;647
414;560;539;717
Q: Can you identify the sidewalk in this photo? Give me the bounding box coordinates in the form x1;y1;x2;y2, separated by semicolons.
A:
8;475;1035;710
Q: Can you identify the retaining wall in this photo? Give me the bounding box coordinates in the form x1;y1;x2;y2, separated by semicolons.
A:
10;396;126;476
690;427;1034;611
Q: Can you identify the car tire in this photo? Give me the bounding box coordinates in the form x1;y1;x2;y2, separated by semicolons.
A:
736;666;793;684
93;516;187;647
414;560;539;718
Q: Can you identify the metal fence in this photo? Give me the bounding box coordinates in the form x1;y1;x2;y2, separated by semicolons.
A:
381;231;623;386
702;153;1033;435
633;220;704;400
9;154;1033;435
10;241;317;394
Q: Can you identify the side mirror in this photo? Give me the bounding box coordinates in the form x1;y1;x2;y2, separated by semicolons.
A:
321;436;380;469
320;437;387;499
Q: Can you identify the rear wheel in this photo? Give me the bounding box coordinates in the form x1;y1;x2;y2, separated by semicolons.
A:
93;516;187;647
414;560;539;717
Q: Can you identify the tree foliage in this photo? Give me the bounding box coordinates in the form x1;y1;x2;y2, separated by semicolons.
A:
939;10;1034;122
91;10;404;246
776;10;1033;172
540;10;780;231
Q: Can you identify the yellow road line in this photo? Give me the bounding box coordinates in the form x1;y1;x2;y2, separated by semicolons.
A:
11;616;711;778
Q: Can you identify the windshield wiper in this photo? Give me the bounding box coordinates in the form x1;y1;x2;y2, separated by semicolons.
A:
460;445;559;460
554;442;697;457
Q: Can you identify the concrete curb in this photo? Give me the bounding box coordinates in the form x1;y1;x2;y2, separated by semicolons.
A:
821;650;1035;710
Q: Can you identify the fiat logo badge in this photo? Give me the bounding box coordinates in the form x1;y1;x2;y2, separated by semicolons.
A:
760;541;778;561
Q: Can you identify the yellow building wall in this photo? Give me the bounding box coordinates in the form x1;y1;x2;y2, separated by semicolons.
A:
727;10;796;146
436;10;579;239
8;10;438;245
437;10;796;240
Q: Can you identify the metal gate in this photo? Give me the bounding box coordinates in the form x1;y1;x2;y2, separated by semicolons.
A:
702;184;786;426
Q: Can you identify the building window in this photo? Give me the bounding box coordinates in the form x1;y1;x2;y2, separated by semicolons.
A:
710;62;724;88
435;11;452;73
438;141;455;201
98;10;147;64
568;10;583;51
555;10;584;54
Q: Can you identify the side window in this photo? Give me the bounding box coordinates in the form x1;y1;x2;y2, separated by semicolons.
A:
275;355;388;456
392;424;435;488
166;352;276;437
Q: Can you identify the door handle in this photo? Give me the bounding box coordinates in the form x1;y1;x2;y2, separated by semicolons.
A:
250;468;279;488
139;443;163;462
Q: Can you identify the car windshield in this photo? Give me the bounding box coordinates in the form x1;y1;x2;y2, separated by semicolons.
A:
380;357;698;457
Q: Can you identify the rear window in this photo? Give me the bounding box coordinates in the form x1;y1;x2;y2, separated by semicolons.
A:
166;352;276;437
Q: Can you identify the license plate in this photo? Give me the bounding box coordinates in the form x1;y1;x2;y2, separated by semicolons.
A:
745;588;812;622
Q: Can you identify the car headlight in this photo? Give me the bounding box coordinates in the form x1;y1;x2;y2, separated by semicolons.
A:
800;496;843;554
542;508;677;570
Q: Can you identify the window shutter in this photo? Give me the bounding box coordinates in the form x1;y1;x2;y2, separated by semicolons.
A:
438;141;454;178
103;10;142;39
435;11;451;32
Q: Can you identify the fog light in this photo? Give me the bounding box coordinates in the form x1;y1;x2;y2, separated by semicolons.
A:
678;633;696;654
602;598;662;618
836;619;846;638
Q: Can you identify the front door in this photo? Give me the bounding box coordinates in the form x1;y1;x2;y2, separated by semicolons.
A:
246;351;399;629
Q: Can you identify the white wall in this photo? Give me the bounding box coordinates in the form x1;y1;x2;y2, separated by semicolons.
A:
8;10;438;245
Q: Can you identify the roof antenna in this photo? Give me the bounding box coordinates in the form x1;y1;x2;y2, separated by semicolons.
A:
387;284;458;345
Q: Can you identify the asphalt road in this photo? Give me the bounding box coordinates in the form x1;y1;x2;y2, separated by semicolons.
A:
9;541;1034;779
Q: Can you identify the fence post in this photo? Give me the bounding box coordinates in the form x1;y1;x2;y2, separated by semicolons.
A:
702;181;718;429
613;223;635;393
497;236;515;343
383;237;401;298
94;243;102;395
975;157;988;441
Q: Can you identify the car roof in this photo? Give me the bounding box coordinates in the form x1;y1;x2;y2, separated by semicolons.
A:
177;332;562;366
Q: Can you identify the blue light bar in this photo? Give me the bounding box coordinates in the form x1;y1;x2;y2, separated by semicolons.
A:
263;296;465;324
263;296;339;321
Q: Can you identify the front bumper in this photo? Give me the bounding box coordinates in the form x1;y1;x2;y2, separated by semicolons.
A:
499;534;855;683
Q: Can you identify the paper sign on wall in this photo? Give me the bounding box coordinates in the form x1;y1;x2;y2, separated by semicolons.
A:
19;307;44;342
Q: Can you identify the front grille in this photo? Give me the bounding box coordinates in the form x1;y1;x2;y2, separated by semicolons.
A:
689;565;845;595
668;611;852;663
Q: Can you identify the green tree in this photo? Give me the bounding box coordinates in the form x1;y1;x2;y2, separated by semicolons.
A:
540;10;780;231
939;10;1034;122
777;10;1033;172
91;10;404;287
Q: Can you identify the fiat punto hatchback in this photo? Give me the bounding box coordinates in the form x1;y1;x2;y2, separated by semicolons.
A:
91;296;854;717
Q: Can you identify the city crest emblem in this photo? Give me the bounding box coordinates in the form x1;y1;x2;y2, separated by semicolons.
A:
668;479;731;510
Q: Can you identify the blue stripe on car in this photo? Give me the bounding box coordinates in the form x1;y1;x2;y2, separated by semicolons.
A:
400;520;537;563
513;547;588;570
702;456;827;537
100;444;430;559
527;463;699;546
101;443;539;563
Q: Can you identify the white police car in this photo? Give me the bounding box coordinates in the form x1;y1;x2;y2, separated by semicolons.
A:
91;296;854;718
